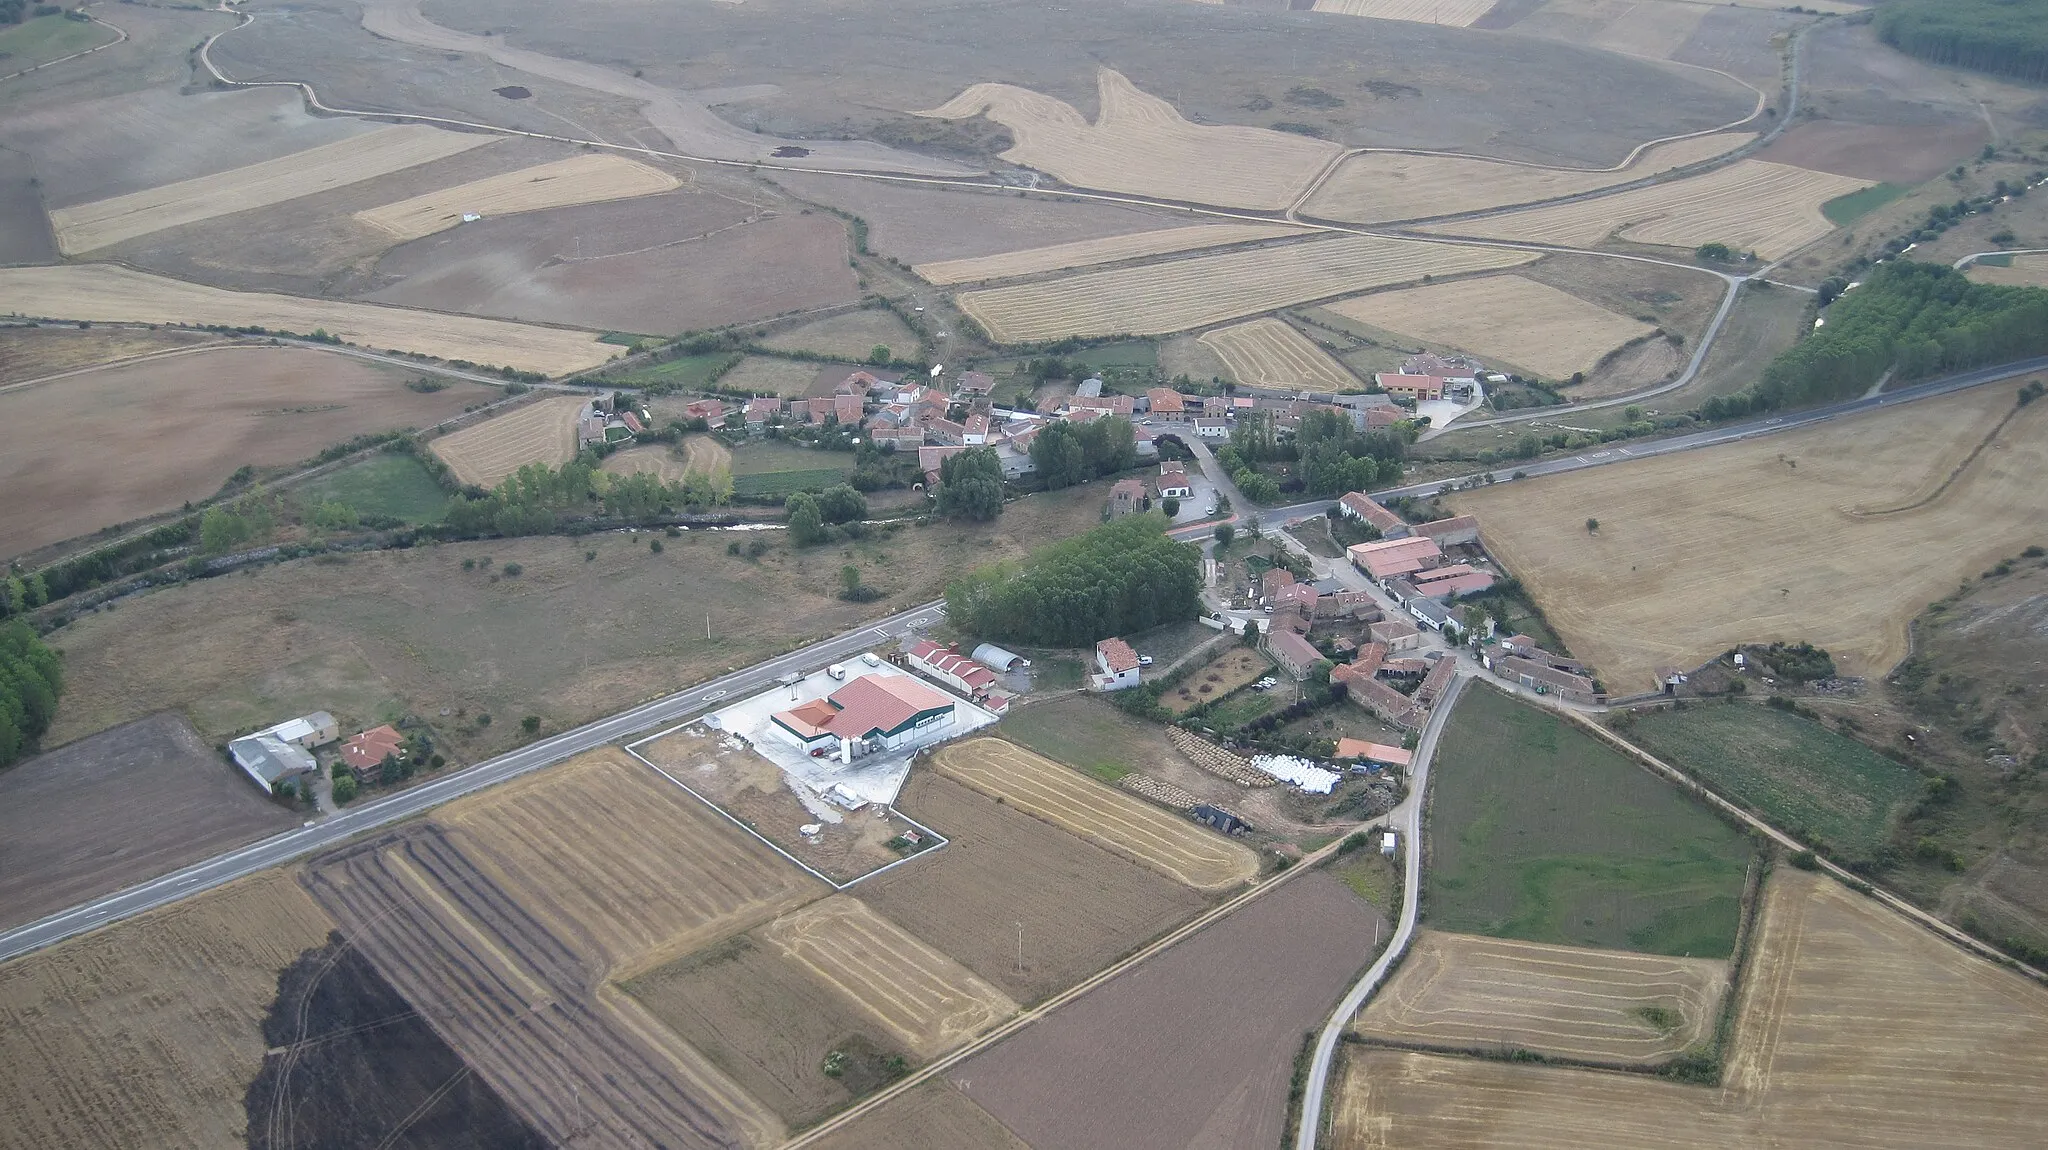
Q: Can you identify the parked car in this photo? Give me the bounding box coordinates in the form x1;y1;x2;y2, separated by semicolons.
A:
1138;655;1155;667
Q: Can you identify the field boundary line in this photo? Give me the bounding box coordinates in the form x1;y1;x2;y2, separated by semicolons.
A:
1847;398;2026;517
0;8;127;85
618;738;951;893
782;828;1352;1149
1566;710;2048;985
0;338;244;395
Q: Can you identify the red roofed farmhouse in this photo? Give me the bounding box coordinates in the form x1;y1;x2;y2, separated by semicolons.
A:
1093;638;1142;691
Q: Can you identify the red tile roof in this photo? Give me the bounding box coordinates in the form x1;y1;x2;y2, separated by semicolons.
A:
1097;637;1141;673
341;725;404;771
1339;492;1406;533
778;673;959;742
908;640;997;690
1147;388;1186;414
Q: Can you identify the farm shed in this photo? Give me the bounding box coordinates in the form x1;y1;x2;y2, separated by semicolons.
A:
1412;514;1481;548
228;733;316;793
1349;535;1445;583
1338;491;1409;538
908;639;999;697
972;644;1030;672
1409;597;1456;631
1190;804;1252;836
264;711;338;749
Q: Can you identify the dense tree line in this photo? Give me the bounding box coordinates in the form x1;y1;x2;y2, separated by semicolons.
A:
934;447;1004;521
0;622;62;766
1222;409;1405;500
1699;261;2048;420
1876;0;2048;83
784;485;867;545
440;453;728;538
946;513;1201;647
1028;416;1138;489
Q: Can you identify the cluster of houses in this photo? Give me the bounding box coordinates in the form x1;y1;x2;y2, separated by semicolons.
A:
228;712;417;795
1338;496;1494;622
1480;634;1601;704
578;395;650;448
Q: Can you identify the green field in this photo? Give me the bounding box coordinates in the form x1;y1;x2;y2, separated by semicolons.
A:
998;695;1171;782
295;453;451;523
612;351;739;389
1975;253;2015;268
1618;702;1921;864
727;440;853;497
1071;341;1159;371
0;14;118;71
1821;183;1910;226
1427;685;1752;958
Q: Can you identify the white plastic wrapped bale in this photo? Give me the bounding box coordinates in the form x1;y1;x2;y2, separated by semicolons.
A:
1250;755;1342;794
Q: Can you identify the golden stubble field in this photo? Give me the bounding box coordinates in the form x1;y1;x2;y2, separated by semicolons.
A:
1309;0;1496;25
1197;317;1358;390
1331;870;2048;1147
1305;132;1752;224
46;124;491;254
1423;159;1868;259
429;393;587;487
1325;273;1657;378
0;264;616;375
1355;931;1728;1064
0;871;335;1150
918;68;1341;211
912;222;1306;285
957;234;1538;343
1450;385;2048;690
933;739;1258;891
354;152;682;242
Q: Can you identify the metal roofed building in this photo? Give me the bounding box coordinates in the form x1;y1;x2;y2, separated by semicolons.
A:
229;733;317;792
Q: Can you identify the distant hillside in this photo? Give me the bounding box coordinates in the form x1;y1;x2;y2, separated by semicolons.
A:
1877;0;2048;84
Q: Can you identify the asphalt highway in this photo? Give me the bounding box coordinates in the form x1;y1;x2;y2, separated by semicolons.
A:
0;598;947;964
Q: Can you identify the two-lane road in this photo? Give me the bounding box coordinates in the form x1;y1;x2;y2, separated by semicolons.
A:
0;598;947;964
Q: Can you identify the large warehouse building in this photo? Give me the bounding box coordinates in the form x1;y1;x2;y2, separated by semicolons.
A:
771;673;959;762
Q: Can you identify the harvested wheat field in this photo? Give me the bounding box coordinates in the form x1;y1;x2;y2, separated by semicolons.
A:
0;871;334;1150
1424;159;1867;259
933;739;1257;891
858;773;1210;1003
1311;0;1498;27
1326;274;1656;378
762;896;1017;1055
1303;132;1750;224
49;125;492;254
430;394;587;488
0;265;615;375
1198;317;1358;390
1450;384;2048;691
1355;931;1727;1065
431;748;822;977
958;234;1537;343
602;437;731;489
809;1080;1027;1150
0;345;492;557
1968;254;2048;289
913;223;1306;285
919;69;1340;211
355;153;681;241
760;308;917;360
1330;870;2048;1148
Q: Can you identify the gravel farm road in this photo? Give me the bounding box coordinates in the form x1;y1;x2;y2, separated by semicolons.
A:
0;598;949;965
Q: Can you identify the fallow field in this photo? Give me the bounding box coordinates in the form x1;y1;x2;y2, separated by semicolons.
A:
919;68;1341;211
0;714;294;931
912;223;1305;285
428;394;587;488
1197;317;1358;390
1450;384;2048;690
1305;131;1753;224
0;871;335;1150
760;307;918;360
0;344;493;556
956;234;1538;343
0;325;222;384
1325;274;1657;379
354;152;681;241
1968;253;2048;289
1330;870;2048;1148
857;773;1211;1003
932;739;1259;891
1355;931;1728;1064
48;125;492;254
0;264;617;375
1423;159;1869;259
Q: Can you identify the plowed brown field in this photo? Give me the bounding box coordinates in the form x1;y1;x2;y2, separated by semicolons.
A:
1331;870;2048;1148
957;235;1537;343
429;394;587;488
919;69;1340;211
1197;317;1357;390
1449;385;2048;690
0;871;334;1150
355;153;681;241
0;265;615;375
913;223;1305;285
1356;931;1727;1064
1422;159;1867;258
934;739;1258;891
48;125;491;254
